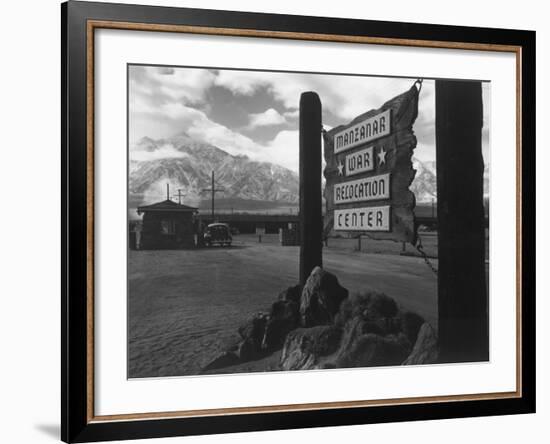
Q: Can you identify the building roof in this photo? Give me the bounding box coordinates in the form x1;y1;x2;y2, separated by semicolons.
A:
137;199;198;215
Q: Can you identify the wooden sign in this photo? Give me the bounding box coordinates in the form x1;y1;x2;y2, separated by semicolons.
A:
323;85;419;243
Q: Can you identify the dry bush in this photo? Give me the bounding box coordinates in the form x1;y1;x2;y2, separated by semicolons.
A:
335;291;398;327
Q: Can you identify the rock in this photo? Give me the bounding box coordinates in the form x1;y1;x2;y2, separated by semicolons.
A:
337;317;365;357
399;311;425;345
201;351;240;372
262;299;299;351
300;267;348;327
237;338;259;361
335;332;412;368
271;299;299;321
278;285;302;304
280;325;343;371
402;323;439;365
238;312;268;350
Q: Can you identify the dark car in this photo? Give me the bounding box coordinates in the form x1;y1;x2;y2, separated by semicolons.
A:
203;223;232;247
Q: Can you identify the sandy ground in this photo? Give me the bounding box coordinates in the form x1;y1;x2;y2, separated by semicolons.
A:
128;234;438;378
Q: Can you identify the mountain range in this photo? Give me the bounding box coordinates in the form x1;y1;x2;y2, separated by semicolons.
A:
128;132;487;212
129;133;299;211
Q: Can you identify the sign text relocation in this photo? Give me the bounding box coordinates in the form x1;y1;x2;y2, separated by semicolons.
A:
334;173;390;204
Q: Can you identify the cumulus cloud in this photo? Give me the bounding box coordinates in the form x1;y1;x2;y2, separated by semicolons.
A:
283;109;299;120
129;65;216;106
214;70;268;95
186;112;262;159
131;144;190;162
130;66;494;172
259;130;299;172
247;108;287;128
212;70;422;123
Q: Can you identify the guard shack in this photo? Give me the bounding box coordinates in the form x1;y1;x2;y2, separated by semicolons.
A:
136;199;198;249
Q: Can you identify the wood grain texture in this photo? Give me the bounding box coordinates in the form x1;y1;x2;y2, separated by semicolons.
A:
88;20;521;53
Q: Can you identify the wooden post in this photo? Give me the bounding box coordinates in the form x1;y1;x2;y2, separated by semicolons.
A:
211;171;215;220
436;80;488;363
299;91;323;285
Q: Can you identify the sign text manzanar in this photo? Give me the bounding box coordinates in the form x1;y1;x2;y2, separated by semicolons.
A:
323;86;420;243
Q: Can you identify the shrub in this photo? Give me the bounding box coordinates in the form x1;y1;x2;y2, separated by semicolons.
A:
335;291;398;326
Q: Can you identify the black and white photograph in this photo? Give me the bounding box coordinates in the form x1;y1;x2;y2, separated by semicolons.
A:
127;65;490;379
0;0;542;442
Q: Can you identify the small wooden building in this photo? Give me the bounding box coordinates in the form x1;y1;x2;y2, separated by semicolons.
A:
136;199;198;249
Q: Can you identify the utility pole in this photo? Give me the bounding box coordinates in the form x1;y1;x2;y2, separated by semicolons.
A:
202;171;224;220
166;183;170;200
176;189;186;205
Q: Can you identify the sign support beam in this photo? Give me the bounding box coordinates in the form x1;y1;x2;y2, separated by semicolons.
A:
299;92;323;285
436;80;488;363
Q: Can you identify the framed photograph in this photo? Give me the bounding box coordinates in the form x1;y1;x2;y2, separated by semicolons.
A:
62;1;535;442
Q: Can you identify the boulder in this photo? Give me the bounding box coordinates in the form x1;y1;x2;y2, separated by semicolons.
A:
398;311;425;345
280;325;343;371
335;332;411;368
237;338;259;361
201;351;240;372
238;312;268;349
278;285;302;304
262;299;299;351
300;267;348;327
402;323;439;365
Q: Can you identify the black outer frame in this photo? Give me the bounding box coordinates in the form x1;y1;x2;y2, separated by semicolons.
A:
61;1;536;442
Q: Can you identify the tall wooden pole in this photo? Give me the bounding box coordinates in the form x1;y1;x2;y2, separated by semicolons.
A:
436;80;488;363
211;171;215;219
202;171;224;222
299;91;323;285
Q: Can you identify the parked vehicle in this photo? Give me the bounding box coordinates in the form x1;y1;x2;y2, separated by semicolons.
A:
203;223;232;247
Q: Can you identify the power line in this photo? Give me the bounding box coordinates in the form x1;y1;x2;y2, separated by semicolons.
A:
202;170;224;219
176;189;186;205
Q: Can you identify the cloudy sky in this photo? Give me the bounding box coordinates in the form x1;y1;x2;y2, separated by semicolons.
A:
129;65;490;172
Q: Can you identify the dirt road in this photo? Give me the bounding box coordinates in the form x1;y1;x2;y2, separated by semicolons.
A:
128;235;437;378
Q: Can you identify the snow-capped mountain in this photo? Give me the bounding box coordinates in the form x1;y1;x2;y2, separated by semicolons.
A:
410;158;490;203
411;158;437;203
129;133;299;208
129;132;487;211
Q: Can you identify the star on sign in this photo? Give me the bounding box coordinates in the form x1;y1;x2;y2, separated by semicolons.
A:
378;147;387;166
337;161;344;176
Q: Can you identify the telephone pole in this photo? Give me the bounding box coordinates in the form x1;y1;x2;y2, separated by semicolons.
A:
202;171;224;220
176;189;186;205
